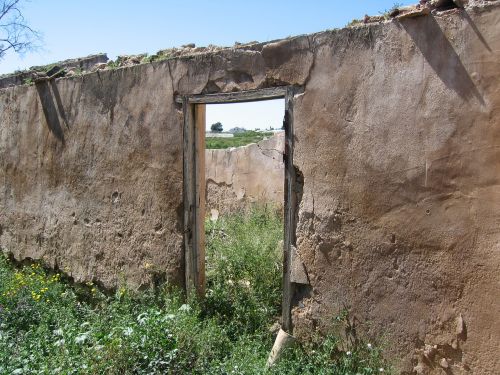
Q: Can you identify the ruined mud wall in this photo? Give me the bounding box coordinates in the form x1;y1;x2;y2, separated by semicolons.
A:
0;64;184;289
291;5;500;374
205;132;284;216
0;1;499;373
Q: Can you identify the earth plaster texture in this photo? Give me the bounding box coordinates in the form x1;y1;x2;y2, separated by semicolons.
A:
205;132;284;215
0;2;499;373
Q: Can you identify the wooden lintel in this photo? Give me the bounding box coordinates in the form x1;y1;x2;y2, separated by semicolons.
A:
175;87;288;104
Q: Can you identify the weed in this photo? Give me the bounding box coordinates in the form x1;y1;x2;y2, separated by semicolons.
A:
38;63;56;73
141;55;155;64
107;60;119;70
346;18;364;27
0;208;392;374
379;3;403;19
73;67;84;76
204;206;283;338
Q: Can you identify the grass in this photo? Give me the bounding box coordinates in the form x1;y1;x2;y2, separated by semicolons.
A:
379;3;403;19
0;208;391;374
206;131;276;149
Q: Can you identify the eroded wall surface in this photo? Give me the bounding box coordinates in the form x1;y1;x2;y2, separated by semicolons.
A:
0;1;499;373
205;133;284;216
292;5;500;375
0;64;184;289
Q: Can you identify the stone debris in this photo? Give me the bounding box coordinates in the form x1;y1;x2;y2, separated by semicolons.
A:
290;245;309;285
1;0;498;87
358;0;498;25
0;44;239;88
266;329;296;367
455;313;467;341
440;358;449;368
0;53;108;89
268;321;281;335
395;6;432;19
93;62;108;71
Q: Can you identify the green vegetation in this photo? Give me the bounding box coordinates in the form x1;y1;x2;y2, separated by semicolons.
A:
0;208;391;374
22;77;33;85
379;3;403;19
106;60;120;70
346;18;364;27
72;67;84;77
211;122;223;133
206;130;276;149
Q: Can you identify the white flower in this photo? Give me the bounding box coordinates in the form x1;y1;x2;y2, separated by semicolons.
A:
379;368;384;372
346;351;352;356
53;328;63;336
123;327;133;336
75;332;89;344
367;343;372;349
163;313;176;321
137;313;148;325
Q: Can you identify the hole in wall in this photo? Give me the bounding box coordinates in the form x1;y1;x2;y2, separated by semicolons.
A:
112;191;121;204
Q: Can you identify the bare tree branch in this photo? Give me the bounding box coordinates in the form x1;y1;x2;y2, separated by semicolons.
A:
0;0;41;60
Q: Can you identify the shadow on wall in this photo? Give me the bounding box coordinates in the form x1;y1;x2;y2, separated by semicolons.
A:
399;14;485;105
462;11;492;52
35;81;69;144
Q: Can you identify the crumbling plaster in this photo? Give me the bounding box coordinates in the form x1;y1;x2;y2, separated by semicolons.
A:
292;5;500;374
0;65;185;289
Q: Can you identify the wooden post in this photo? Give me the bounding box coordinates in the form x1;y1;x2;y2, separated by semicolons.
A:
183;101;206;298
183;98;195;295
282;86;296;332
194;104;206;297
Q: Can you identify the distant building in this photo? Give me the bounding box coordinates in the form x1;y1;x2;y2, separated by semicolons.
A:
229;127;246;134
206;132;234;138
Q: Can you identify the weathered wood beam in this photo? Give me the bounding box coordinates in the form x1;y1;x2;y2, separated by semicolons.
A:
175;87;288;104
282;86;296;333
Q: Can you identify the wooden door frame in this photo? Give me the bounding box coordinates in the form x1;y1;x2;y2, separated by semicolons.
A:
177;86;300;332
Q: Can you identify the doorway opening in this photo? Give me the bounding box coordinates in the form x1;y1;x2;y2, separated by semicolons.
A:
178;87;298;332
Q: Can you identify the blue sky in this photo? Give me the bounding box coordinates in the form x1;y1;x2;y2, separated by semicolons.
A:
1;0;414;74
0;0;414;130
206;99;285;132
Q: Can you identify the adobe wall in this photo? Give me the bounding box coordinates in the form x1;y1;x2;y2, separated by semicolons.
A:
0;65;184;289
0;1;499;373
205;132;284;216
292;5;500;374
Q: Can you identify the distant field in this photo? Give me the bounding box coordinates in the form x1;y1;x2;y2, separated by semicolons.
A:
206;131;275;149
